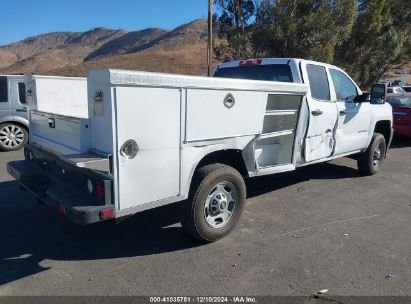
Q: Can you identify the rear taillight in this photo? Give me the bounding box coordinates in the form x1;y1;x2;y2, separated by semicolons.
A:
239;59;262;66
87;179;105;199
59;204;66;214
95;182;105;199
100;209;114;219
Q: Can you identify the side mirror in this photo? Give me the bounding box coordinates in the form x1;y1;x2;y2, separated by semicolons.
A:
370;84;386;104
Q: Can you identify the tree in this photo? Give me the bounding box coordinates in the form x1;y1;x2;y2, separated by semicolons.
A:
213;0;256;60
215;0;411;87
337;0;411;86
252;0;358;62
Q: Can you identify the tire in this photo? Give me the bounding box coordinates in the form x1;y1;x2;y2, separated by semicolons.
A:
0;123;28;151
357;133;386;176
181;164;246;243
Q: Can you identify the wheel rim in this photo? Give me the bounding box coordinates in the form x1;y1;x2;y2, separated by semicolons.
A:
204;181;238;228
0;125;25;148
372;142;384;167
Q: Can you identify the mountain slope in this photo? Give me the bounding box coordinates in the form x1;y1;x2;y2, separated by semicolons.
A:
85;28;168;61
0;19;213;76
133;19;208;52
48;41;210;77
0;28;126;74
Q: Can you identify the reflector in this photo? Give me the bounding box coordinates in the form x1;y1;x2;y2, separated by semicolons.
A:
95;182;104;199
100;209;114;219
59;204;65;214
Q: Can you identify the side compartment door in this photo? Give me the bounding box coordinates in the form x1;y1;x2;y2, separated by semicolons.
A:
115;87;181;211
302;63;338;162
329;69;371;155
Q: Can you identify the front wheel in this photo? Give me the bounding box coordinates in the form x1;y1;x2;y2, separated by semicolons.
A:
181;164;246;243
357;133;386;176
0;123;28;151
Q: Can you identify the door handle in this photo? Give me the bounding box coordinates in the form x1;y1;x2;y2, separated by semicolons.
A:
48;117;56;128
311;109;323;116
339;109;347;115
16;108;27;112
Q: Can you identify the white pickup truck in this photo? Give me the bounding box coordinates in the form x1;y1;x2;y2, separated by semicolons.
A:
7;58;393;242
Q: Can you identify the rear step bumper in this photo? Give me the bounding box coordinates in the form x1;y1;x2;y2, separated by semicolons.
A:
7;160;114;225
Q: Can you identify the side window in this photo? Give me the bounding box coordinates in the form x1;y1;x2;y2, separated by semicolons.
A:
0;76;8;103
18;83;27;104
330;69;358;101
306;64;330;101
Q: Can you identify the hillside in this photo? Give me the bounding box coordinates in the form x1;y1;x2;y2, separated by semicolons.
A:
0;19;215;77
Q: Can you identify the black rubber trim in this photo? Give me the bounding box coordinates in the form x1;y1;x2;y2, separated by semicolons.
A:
7;160;114;225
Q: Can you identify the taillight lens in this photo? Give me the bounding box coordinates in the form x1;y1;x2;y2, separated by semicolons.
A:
95;182;105;199
100;209;114;219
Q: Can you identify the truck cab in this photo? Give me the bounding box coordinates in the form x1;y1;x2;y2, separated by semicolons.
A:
214;58;393;165
0;75;29;151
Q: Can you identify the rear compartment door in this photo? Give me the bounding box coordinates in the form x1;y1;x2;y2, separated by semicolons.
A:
114;87;181;211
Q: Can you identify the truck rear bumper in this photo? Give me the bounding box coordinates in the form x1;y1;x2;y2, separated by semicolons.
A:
7;160;115;225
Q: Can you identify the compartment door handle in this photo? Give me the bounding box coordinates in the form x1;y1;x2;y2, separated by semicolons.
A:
48;117;55;128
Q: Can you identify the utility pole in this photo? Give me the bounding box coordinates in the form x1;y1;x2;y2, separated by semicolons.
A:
207;0;213;76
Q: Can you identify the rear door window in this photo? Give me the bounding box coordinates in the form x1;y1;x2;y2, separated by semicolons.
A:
213;64;293;82
306;65;330;101
18;82;27;104
0;77;8;103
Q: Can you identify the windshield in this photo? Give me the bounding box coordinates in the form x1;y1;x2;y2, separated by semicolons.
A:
213;64;293;82
387;96;411;107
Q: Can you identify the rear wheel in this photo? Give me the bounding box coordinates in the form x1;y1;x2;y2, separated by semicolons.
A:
357;133;386;176
181;164;246;242
0;123;28;151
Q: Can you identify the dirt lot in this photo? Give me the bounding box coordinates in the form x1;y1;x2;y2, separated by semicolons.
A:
0;137;410;297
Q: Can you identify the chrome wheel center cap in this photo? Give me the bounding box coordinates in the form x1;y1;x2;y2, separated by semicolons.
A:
219;201;227;211
210;193;228;215
204;181;239;229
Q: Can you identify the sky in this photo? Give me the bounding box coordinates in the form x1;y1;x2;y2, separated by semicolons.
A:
0;0;211;46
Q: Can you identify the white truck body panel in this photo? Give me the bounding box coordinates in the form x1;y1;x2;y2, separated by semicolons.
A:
24;75;89;155
115;87;181;210
25;75;88;119
185;90;267;142
85;69;308;213
30;111;90;155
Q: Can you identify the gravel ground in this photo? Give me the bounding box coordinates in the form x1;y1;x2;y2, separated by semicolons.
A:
0;137;410;297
